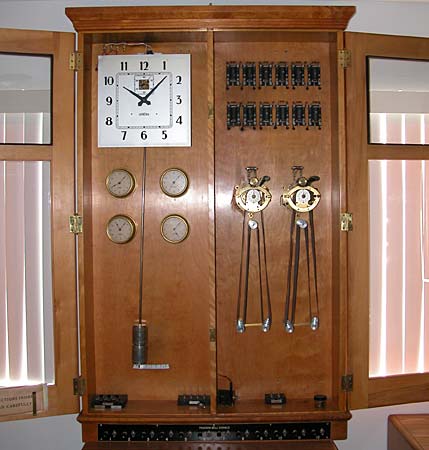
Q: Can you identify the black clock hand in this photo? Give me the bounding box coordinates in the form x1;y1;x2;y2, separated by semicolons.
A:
122;86;150;106
111;175;127;188
141;76;168;105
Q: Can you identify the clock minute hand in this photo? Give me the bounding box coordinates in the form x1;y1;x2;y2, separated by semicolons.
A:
141;76;168;105
122;86;150;106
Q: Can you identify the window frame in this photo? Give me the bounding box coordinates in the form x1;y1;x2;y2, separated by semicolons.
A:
346;31;429;410
0;28;78;421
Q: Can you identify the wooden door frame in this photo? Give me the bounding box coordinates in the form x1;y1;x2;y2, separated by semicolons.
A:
346;31;429;410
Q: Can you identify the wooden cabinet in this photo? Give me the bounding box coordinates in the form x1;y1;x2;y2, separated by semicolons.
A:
66;5;355;447
388;415;429;450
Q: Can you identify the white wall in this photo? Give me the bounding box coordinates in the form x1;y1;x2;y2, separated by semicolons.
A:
0;1;428;449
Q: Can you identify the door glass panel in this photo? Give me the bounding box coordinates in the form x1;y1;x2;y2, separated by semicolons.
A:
369;160;429;377
0;161;54;387
368;58;429;145
0;54;51;145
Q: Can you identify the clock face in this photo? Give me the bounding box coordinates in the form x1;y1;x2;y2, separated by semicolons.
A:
98;53;191;147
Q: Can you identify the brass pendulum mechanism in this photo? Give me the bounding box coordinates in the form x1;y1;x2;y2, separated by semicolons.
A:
281;166;321;333
234;167;272;333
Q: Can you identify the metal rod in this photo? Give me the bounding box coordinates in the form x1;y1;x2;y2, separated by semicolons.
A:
260;212;271;324
291;224;301;325
284;210;296;324
237;214;247;323
242;219;252;324
138;148;147;324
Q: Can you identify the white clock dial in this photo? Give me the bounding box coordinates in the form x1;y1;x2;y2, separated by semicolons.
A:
296;188;311;205
106;215;136;244
160;214;189;244
106;168;136;198
160;168;189;197
98;53;191;147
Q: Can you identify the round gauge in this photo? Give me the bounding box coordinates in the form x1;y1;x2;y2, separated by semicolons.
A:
106;169;136;198
296;188;311;205
106;214;136;244
246;188;262;205
160;168;189;197
160;214;190;244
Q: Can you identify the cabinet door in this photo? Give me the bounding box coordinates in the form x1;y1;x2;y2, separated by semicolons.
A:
0;28;78;420
346;31;429;410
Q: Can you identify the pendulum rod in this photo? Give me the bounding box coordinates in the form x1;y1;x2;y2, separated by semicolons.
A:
236;214;247;326
290;220;301;326
132;147;148;367
303;221;312;323
309;210;320;325
138;147;148;324
259;212;272;328
242;216;252;325
284;210;296;327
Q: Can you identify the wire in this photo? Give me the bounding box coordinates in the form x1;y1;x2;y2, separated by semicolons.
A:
217;374;233;384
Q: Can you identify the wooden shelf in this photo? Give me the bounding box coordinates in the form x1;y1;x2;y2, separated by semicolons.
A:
388;415;429;450
82;441;339;450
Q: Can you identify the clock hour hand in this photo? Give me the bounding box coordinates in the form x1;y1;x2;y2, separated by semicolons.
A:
122;86;150;106
141;76;168;105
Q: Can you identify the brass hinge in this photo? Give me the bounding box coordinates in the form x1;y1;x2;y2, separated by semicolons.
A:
208;103;214;120
341;374;353;392
340;212;353;232
69;214;83;234
338;49;351;69
73;377;86;396
69;52;83;71
209;328;216;342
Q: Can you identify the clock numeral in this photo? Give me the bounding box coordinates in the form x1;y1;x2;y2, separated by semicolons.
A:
176;75;182;85
163;61;167;70
121;61;128;71
162;130;168;140
141;131;148;140
121;131;127;140
176;116;183;125
140;61;149;71
106;96;113;106
104;76;114;86
105;117;113;126
176;95;182;105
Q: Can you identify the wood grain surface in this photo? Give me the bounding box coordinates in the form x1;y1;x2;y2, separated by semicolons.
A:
66;6;355;32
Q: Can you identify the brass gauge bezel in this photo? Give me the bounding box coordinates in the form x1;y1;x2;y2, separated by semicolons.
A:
106;214;137;244
159;167;189;198
234;184;272;213
105;168;136;198
282;185;321;212
160;214;190;244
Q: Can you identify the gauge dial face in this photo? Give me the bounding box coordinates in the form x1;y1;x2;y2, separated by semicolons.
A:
160;168;189;197
106;215;136;244
106;169;136;198
296;188;311;205
246;188;262;205
160;214;189;244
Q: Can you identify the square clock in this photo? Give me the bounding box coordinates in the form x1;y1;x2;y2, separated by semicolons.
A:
98;53;191;147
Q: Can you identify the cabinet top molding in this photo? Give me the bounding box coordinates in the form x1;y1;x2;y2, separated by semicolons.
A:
65;5;355;32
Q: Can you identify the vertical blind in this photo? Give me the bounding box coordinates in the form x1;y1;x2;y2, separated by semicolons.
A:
0;161;54;387
369;159;429;377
